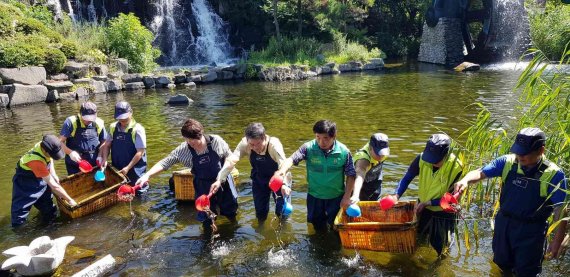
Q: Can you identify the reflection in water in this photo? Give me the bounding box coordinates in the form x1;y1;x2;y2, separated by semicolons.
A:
0;64;567;275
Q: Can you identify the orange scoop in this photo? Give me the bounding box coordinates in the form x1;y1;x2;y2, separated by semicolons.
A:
195;193;213;211
379;195;397;211
78;159;93;173
440;192;461;213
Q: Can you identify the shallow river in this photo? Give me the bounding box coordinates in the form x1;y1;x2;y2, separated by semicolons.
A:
0;62;568;276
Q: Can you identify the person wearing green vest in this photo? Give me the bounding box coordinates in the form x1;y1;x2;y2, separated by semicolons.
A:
59;102;108;175
387;133;463;255
454;128;568;276
11;135;77;227
351;133;390;201
277;120;356;231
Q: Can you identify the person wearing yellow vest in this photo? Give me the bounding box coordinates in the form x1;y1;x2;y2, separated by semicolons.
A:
454;128;568;276
277;120;356;231
11;135;77;227
388;133;463;255
351;133;390;201
59;102;108;175
100;101;147;186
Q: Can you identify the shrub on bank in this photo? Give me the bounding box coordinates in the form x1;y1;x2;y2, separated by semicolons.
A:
529;2;570;61
44;47;66;74
0;34;47;68
106;13;160;73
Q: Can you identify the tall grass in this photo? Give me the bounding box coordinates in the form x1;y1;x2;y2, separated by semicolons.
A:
528;3;570;61
457;46;570;250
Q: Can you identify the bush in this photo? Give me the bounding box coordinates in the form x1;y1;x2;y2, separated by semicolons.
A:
43;47;66;74
15;17;63;43
60;39;78;59
529;4;570;61
249;36;322;66
0;3;23;37
0;35;47;68
106;13;160;73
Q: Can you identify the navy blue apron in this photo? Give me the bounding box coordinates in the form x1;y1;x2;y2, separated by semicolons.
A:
65;117;101;174
110;123;147;184
11;152;57;227
189;135;238;224
493;161;552;275
360;162;383;201
249;137;283;220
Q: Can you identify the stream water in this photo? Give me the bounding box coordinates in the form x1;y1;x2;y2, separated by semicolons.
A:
0;62;568;275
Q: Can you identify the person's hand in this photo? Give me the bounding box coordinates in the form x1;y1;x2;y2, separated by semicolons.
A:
341;195;352;209
96;156;107;170
135;174;149;186
68;199;78;207
69;151;81;162
274;170;285;178
350;195;360;206
454;179;469;195
415;200;430;215
281;185;291;196
119;167;129;176
210;180;222;195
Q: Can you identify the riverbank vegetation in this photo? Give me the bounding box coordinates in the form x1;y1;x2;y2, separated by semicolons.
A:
528;1;570;61
0;0;160;73
457;47;570;248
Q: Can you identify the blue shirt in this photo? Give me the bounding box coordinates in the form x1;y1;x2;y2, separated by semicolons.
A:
481;155;567;205
395;154;462;206
60;117;108;142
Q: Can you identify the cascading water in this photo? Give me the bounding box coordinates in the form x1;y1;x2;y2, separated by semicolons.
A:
64;0;75;20
487;0;531;59
151;0;233;66
47;0;62;19
150;0;180;65
190;0;232;65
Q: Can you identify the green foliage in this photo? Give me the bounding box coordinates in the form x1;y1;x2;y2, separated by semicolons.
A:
0;34;48;68
43;47;66;74
0;2;23;37
15;16;63;43
529;3;570;61
106;13;160;73
249;36;322;66
60;39;78;59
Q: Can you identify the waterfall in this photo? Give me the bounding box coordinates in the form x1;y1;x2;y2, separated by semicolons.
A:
488;0;530;59
88;0;97;22
151;0;180;65
64;0;75;20
191;0;232;64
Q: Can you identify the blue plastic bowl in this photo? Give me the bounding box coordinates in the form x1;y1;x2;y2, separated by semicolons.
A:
346;203;361;217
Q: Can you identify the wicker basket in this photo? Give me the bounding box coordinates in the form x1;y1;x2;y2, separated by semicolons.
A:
56;166;127;219
172;168;239;201
334;200;418;253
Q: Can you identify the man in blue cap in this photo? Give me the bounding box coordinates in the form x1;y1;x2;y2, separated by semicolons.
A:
101;101;147;185
454;127;568;275
387;133;463;255
11;135;77;227
349;133;390;202
59;102;108;175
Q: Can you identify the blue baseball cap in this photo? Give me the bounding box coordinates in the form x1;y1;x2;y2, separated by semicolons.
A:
510;127;546;155
80;102;97;122
421;134;451;164
114;101;132;120
370;133;390;156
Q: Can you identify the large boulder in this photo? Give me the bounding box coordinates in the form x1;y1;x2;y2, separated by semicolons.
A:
363;63;381;71
105;80;122;92
0;67;47;85
368;58;385;66
46;90;59;103
64;62;89;79
124;82;145;91
173;74;187;84
217;71;233;80
188;75;201;83
91;80;107;94
201;71;217;83
110;58;129;73
154;76;171;87
167;94;193;105
60;87;89;101
48;73;69;82
183;82;196;89
93;64;109;76
142;76;156;89
121;74;143;83
321;66;332;75
2;84;48;107
92;76;108;82
45;81;74;94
